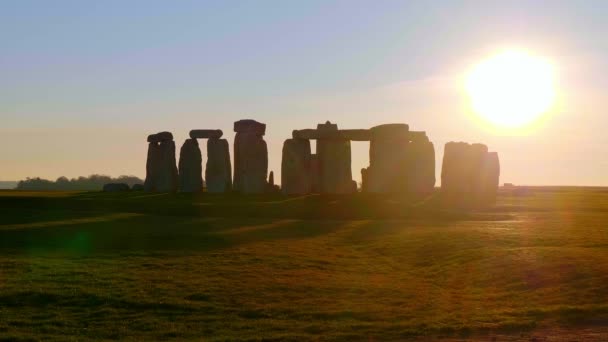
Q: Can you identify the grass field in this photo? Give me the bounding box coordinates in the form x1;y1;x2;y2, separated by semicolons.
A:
1;188;607;341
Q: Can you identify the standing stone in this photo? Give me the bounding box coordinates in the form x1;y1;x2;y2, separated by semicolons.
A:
233;120;268;194
316;121;354;194
441;142;471;205
361;167;369;193
367;124;409;193
281;138;312;195
310;154;320;193
469;143;489;204
480;152;500;205
441;142;499;207
144;142;161;191
178;138;203;192
408;134;436;196
206;138;232;193
157;140;179;192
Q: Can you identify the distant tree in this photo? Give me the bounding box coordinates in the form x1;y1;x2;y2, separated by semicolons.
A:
16;174;144;191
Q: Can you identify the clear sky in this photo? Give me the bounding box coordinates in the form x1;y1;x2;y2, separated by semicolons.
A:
1;0;607;185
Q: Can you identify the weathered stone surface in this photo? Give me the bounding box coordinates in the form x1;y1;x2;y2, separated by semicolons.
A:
409;131;429;142
480;152;500;204
189;129;223;139
292;129;371;141
147;131;173;143
369;124;409;140
317;139;354;193
408;140;436;195
234;131;268;193
178;139;203;192
441;142;471;203
103;183;130;192
366;124;410;193
206;138;232;193
268;171;275;187
281;138;312;195
310;154;320;193
234;119;266;135
144;142;161;191
441;142;499;207
156;140;179;192
317;121;338;131
361;168;369;193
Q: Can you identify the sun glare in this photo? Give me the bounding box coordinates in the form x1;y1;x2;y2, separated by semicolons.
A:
466;50;556;129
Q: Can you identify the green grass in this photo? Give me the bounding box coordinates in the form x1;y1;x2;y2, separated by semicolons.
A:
0;188;607;340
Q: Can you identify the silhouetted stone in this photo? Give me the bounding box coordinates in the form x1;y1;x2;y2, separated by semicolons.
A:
147;131;173;143
361;167;369;193
310;154;320;193
103;183;130;192
233;120;268;194
281;138;312;195
157;140;179;192
206;138;232;193
266;171;280;193
408;137;436;195
369;123;409;141
189;129;223;139
480;152;500;204
234;119;266;135
131;184;144;191
144;142;161;191
366;124;410;193
292;129;371;141
441;142;499;207
315;121;354;194
469;143;489;203
178;138;203;192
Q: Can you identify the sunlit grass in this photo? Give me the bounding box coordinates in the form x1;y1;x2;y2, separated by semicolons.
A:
0;188;607;340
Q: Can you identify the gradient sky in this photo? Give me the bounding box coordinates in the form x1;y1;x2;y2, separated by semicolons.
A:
1;0;607;185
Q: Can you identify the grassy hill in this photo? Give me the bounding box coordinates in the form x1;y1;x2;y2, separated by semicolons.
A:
0;188;607;340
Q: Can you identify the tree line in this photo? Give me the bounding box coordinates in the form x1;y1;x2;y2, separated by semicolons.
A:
16;175;143;191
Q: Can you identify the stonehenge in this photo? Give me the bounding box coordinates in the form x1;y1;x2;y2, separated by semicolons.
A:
440;142;500;207
145;132;178;192
285;121;435;195
145;129;231;193
233;120;268;194
142;119;500;206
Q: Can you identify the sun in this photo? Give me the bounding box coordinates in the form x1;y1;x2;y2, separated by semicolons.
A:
465;49;556;129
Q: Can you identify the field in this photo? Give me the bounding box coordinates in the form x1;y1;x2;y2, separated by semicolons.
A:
0;188;607;341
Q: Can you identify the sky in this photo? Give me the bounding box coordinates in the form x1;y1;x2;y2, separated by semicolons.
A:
1;0;607;185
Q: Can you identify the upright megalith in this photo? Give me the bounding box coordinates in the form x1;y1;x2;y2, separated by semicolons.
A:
480;152;500;204
366;124;410;193
178;138;203;192
441;142;500;207
145;132;178;192
233;120;268;193
408;132;436;196
315;121;354;194
206;138;232;193
157;140;179;192
144;141;161;191
281;138;312;194
310;154;320;193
